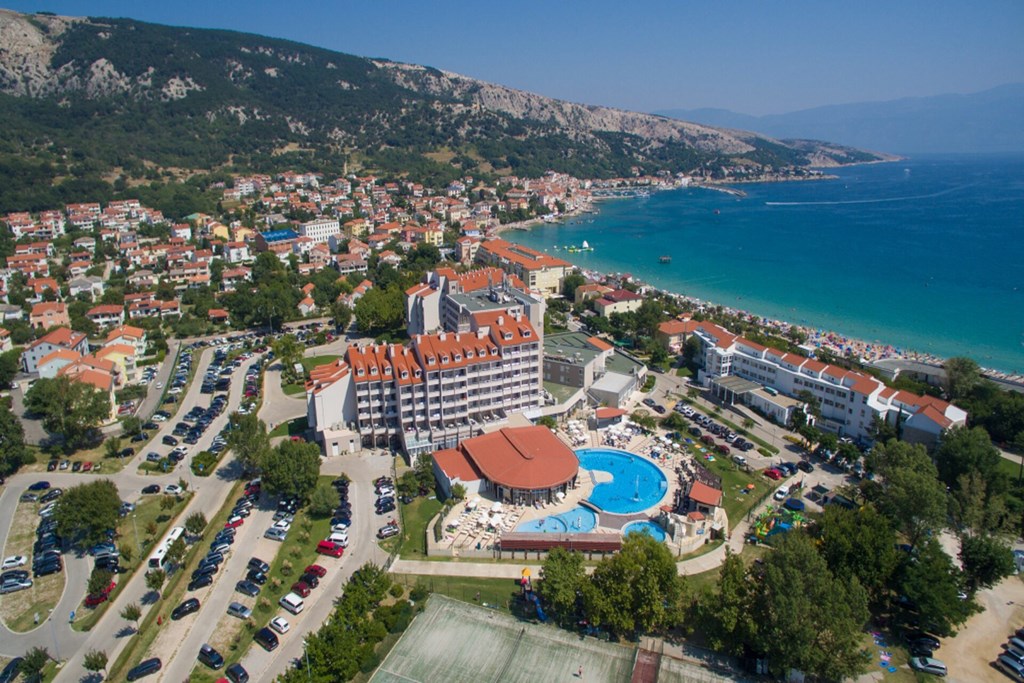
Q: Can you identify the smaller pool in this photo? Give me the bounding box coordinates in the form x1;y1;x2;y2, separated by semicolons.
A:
516;506;597;533
622;520;666;542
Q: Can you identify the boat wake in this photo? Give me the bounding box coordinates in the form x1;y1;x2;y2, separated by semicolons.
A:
765;184;974;207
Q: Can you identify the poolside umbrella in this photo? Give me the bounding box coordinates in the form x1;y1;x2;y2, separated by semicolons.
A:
522;568;531;577
555;491;565;500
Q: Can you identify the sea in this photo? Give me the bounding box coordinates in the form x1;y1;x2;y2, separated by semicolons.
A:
506;154;1024;375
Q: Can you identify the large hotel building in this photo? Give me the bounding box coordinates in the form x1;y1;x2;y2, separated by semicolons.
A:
306;268;545;457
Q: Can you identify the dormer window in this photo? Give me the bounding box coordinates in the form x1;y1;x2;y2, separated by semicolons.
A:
466;350;474;359
370;366;378;375
453;353;462;362
384;366;392;375
522;329;531;337
441;355;449;363
357;367;365;377
490;348;498;356
503;332;513;341
414;369;422;378
401;371;409;379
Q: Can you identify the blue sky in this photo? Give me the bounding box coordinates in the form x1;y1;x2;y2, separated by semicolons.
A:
5;1;1023;114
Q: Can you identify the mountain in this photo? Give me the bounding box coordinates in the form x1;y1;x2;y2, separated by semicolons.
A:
656;84;1024;154
0;10;888;214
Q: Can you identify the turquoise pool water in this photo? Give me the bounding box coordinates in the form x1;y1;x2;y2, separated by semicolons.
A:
516;506;597;533
577;448;669;515
623;520;667;542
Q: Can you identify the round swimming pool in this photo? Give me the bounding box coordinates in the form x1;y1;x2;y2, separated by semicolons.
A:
622;520;667;542
577;448;669;515
515;506;597;533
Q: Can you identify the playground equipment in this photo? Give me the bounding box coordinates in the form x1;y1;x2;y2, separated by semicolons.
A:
521;568;547;621
749;505;806;542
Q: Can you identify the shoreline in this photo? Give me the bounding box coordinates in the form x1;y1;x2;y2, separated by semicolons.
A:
494;186;1023;387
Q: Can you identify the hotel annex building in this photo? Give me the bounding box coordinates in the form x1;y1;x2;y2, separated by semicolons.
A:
692;321;966;446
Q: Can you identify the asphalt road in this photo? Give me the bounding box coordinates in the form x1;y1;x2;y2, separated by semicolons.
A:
49;344;265;682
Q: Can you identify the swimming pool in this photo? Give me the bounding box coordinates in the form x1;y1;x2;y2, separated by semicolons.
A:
577;448;668;515
622;520;667;542
516;506;597;533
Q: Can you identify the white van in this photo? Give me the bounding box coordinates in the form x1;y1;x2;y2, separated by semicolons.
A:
773;485;790;501
279;592;304;615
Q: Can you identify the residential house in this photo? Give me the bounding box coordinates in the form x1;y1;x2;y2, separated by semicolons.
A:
87;304;125;328
593;289;644;317
30;302;69;330
21;327;89;373
104;326;147;356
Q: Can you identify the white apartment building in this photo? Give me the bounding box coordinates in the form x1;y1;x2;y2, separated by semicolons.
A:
693;321;966;447
307;312;543;457
299;218;341;244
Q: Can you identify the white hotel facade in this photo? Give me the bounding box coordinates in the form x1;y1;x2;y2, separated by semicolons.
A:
693;322;966;446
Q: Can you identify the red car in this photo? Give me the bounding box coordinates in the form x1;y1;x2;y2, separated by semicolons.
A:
316;540;344;558
224;516;244;529
303;564;327;578
290;581;311;598
763;468;783;480
82;461;93;472
84;580;116;607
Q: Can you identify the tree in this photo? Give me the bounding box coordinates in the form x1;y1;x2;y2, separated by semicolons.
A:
88;568;114;596
944;356;981;401
414;453;434;490
450;483;467;501
25;376;111;450
0;348;21;387
54;479;121;547
561;272;586;300
0;401;29;476
83;650;107;676
165;538;187;569
19;647;50;681
184;511;208;536
397;470;419;497
936;426;1008;533
308;482;338;518
695;548;753;656
354;286;405;335
227;413;271;474
121;416;143;437
103;436;122;460
749;533;870;680
272;334;304;383
867;440;947;547
583;534;684;638
145;569;166;596
817;505;899;605
331;301;352;331
959;534;1015;593
260;439;321;501
120;545;133;565
120;602;142;631
539;548;586;626
894;537;974;636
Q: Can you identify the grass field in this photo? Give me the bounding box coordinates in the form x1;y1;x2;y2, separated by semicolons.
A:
391;497;442;559
0;500;65;633
694;451;773;523
268;417;307;438
392;574;522;613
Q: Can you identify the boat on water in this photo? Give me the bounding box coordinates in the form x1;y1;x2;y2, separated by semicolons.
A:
567;240;594;253
659;255;672;264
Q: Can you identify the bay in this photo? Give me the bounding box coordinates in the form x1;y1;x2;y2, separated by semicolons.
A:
507;154;1024;374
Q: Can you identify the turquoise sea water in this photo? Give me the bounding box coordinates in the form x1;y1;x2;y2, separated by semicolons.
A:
508;154;1024;374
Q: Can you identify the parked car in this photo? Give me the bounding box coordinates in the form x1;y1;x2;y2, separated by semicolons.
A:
269;616;290;634
254;627;279;652
171;598;200;620
197;644;224;670
908;657;946;677
1;555;26;570
763;468;782;480
225;662;250;683
316;540;344;557
303;564;327;578
142;484;161;494
226;602;252;620
126;657;162;681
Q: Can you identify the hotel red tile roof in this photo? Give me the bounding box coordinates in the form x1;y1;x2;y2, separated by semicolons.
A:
459;426;579;491
595;407;626;419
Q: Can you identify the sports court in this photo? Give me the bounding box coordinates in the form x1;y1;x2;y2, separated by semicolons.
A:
371;595;741;682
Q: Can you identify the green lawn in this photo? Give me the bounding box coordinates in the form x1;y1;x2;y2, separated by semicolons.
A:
73;493;191;632
269;417;307;438
281;355;342;395
392;496;443;559
392;574;523;613
691;449;773;523
107;482;243;682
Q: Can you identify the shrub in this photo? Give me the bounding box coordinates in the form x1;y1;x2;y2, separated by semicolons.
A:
410;582;429;602
389;584;403;599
